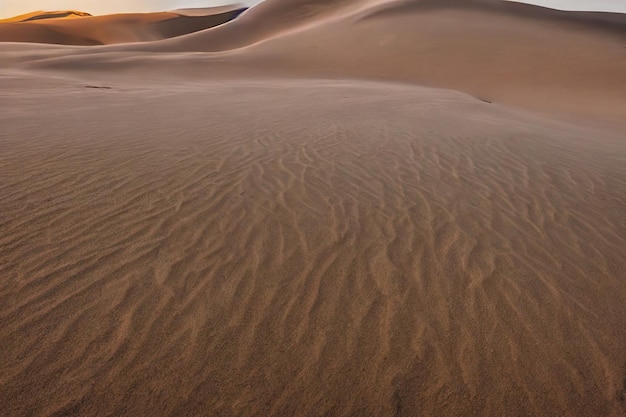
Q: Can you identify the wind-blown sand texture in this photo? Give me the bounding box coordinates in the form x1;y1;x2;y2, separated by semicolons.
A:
1;1;625;416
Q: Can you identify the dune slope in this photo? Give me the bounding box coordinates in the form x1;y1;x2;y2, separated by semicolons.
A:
155;0;626;121
155;0;626;51
4;0;624;121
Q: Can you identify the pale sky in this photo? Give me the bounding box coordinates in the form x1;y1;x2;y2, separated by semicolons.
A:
1;0;625;18
507;0;626;12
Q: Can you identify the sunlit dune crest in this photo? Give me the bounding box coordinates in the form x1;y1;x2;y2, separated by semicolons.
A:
0;1;625;416
0;10;92;23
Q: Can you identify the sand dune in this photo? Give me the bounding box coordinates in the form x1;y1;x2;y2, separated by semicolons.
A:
0;10;92;23
3;0;624;121
151;0;626;121
157;0;626;51
0;6;246;45
0;1;625;416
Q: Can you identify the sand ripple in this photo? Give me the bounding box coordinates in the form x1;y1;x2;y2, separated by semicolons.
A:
1;79;625;416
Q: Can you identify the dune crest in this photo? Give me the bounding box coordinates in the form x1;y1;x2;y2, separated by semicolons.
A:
5;0;622;122
0;10;92;23
172;4;249;16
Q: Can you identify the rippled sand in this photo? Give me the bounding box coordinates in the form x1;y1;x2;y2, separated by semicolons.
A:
1;76;625;416
2;0;626;415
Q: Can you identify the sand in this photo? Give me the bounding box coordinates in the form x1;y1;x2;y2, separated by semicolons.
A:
0;10;92;23
1;1;625;416
0;6;246;45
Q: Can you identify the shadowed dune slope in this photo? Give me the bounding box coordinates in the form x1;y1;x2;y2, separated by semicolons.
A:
143;0;380;51
173;4;249;16
0;76;625;417
143;0;626;51
0;23;101;45
0;6;246;45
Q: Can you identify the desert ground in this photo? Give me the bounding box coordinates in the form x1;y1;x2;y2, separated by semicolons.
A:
1;1;625;416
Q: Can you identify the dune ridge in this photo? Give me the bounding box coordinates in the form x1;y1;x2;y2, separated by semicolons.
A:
152;0;626;121
172;4;249;16
0;10;92;23
2;0;624;122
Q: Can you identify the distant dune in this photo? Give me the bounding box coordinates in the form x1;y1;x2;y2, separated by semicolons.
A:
2;0;623;121
0;1;625;417
0;5;246;45
0;10;92;23
146;0;626;122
